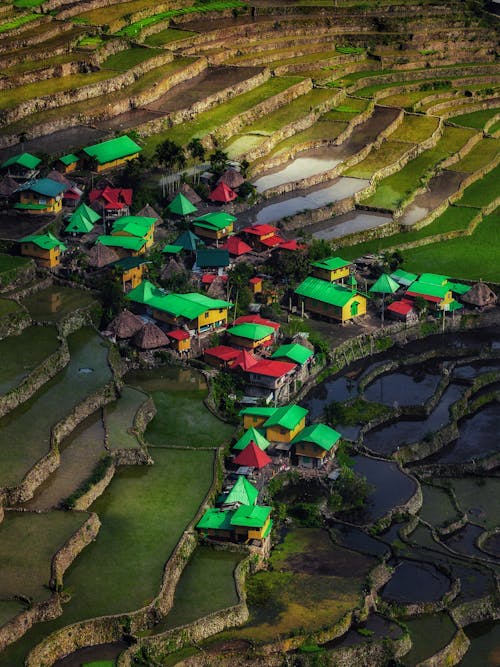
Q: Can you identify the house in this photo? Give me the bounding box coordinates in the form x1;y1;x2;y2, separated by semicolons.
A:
83;135;142;172
230;504;272;542
109;310;144;339
263;404;308;444
233;440;272;469
405;278;454;311
226;323;276;350
204;345;241;369
295;276;367;323
217;168;245;191
292;423;341;468
14;178;66;214
19;232;66;268
1;153;40;182
233;314;280;332
310;256;351;283
55;154;79;173
89;187;132;227
246;358;297;402
126;280;232;334
196;508;234;540
249;276;263;294
390;268;418;288
241;224;284;250
239;406;279;430
387;299;418;323
96;235;147;257
271;343;314;367
167;192;197;218
133;321;169;350
221;235;252;257
64;203;101;235
111;215;156;249
223;476;258;508
209;182;237;203
195;248;230;274
109;256;149;291
137;203;162;226
193;212;235;242
233;427;270;452
232;348;259;372
172;230;204;253
166;329;191;353
461;281;497;310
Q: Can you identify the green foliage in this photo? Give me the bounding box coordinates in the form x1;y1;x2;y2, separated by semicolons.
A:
328;468;372;513
308;238;333;261
63;455;113;509
288;501;323;527
211;371;244;418
155;139;186;173
209;148;229;177
357;627;375;637
324;398;389;427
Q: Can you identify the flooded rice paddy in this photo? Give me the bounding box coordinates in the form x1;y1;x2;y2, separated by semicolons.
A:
309;209;392;241
381;559;451;604
253;151;342;192
400;170;467;227
21;286;98;323
363;363;443;407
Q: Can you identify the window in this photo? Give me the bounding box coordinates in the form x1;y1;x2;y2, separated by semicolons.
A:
204;312;209;318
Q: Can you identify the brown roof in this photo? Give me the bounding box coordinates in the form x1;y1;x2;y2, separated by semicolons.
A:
133;321;169;349
207;275;227;300
0;176;19;197
461;281;498;307
217;168;245;189
46;170;72;187
161;257;187;281
109;309;144;339
179;182;202;204
88;243;120;268
137;203;162;224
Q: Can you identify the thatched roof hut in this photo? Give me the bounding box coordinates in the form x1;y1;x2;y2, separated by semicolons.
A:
161;257;187;282
46;169;72;187
109;310;144;339
0;176;19;198
137;203;162;225
207;275;227;300
461;281;497;308
217;168;245;190
133;322;169;350
179;182;202;205
87;243;120;268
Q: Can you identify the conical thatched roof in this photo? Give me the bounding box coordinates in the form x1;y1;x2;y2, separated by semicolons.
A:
217;168;245;189
109;310;144;339
0;176;19;197
161;257;187;281
207;275;227;300
88;243;120;268
46;169;72;187
137;203;162;224
180;182;202;204
133;321;169;350
461;281;497;307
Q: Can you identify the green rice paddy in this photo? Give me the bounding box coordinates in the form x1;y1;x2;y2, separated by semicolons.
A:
0;325;59;396
0;600;24;629
451;107;500;130
448;138;500;173
263;120;349;159
403;613;457;666
0;12;39;33
101;47;159;70
389;114;439;144
0;328;111;489
419;483;460;528
0;254;31;277
21;286;98;323
104;386;148;450
441;477;500;530
0;298;23;318
143;28;196;47
344;140;412;179
457;165;500;207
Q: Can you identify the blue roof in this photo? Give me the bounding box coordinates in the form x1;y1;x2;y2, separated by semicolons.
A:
21;178;66;198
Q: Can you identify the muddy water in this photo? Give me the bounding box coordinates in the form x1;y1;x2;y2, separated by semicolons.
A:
0;126;106;162
363;383;464;455
330;523;389;558
453;359;500;380
363;364;443;407
309;209;392;240
400;170;467;226
403;613;457;666
322;614;402;650
381;559;451;603
253;152;343;192
462;621;500;667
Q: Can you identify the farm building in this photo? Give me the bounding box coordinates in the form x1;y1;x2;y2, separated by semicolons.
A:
15;178;66;215
83;135;142;172
292;423;341;469
310;256;351;283
295;276;367;323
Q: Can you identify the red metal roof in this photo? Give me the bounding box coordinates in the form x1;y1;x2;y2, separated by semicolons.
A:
248;359;296;378
241;224;278;236
406;290;441;303
201;273;217;284
249;277;262;284
221;236;252;256
167;329;190;341
387;300;414;315
204;345;240;362
260;234;285;248
233;315;280;330
232;349;258;371
89;187;132;206
233;440;272;468
278;239;306;251
208;182;237;203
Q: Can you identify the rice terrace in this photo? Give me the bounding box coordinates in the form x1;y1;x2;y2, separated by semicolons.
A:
0;0;499;664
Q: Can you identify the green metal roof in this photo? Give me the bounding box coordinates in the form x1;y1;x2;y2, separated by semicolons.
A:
162;244;183;254
224;476;259;506
292;423;341;451
311;256;350;271
96;235;146;251
168;192;197;216
196;248;230;268
1;152;40;170
419;273;449;286
196;507;234;531
59;153;79;166
194;211;236;224
447;281;471;296
110;256;149;271
271;343;313;365
239;407;278;418
126;281;232;319
233;427;270;452
227;323;275;341
447;300;463;311
125;279;161;304
14;203;48;211
264;404;308;430
174;230;204;252
65;203;100;234
112;222;152;239
295;276;359;307
390;269;418;286
231;504;271;528
19;232;66;251
407;280;450;299
369;273;400;295
83;135;142;165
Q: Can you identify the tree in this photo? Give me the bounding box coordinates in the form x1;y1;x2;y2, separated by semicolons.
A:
155;140;186;195
209;149;229;177
187;138;206;183
308;238;333;262
328;468;371;513
120;155;150;189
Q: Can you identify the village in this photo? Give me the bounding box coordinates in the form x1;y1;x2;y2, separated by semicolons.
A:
0;132;497;562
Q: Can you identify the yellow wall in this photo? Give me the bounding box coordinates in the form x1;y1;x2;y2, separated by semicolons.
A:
95;153;139;172
197;308;228;333
341;294;367;322
295;442;328;460
242;415;268;429
250;280;263;294
312;265;350;282
304;294;366;323
19;192;62;214
60;162;77;173
21;244;60;268
121;266;144;290
176;338;191;352
266;417;306;443
440;291;453;309
248;516;271;540
227;332;273;349
193;223;233;240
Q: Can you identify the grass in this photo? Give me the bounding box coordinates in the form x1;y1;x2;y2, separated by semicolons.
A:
100;47;158;70
0;510;88;602
324;398;389;426
3;53;77;76
0;297;23;318
0;254;30;273
403;208;500;282
142;76;303;155
127;367;234;448
442;477;500;530
389;114;439;144
419;484;460;528
381;89;437;109
0;12;39;33
452;107;500;130
21;286;98;322
362;126;476;210
0;328;112;489
104;386;148;450
340;205;479;260
490;120;500;135
152;547;244;630
0;325;59;396
13;0;44;6
448;139;500;173
262;120;349;159
459;165;500;207
143;28;196;47
344;140;412;179
0;599;24;628
322;97;368;121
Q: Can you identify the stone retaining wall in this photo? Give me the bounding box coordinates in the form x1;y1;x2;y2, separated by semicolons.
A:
0;302;31;339
0;20;74;55
418;628;470;667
